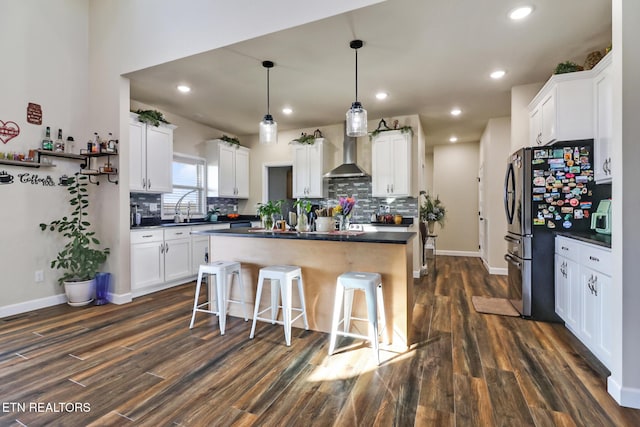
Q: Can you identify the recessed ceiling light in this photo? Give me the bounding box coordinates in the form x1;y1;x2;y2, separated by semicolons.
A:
282;107;293;115
451;108;462;116
449;136;458;143
177;85;191;93
376;92;388;100
490;70;506;79
509;6;533;20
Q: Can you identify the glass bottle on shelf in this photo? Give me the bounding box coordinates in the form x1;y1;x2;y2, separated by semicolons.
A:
54;128;65;152
41;126;53;151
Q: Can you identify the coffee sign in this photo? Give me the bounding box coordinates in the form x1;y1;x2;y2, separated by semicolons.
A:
27;103;42;125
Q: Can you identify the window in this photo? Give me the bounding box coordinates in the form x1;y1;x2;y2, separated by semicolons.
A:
162;154;206;219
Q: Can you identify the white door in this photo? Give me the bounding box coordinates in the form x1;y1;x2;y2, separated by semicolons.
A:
164;237;192;282
129;120;146;191
234;148;250;198
131;241;164;290
218;144;236;197
478;164;486;263
145;125;173;193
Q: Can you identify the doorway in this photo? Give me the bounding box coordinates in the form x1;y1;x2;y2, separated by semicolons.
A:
263;163;294;214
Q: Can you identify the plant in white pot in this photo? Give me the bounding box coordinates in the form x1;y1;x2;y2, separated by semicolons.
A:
40;173;110;306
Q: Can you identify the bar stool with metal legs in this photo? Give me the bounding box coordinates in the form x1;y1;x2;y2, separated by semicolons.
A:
328;271;387;364
249;265;309;346
189;260;249;334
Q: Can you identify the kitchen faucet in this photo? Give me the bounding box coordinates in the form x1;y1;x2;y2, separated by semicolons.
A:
174;189;197;223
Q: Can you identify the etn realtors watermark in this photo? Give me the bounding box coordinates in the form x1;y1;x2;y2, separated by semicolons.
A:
2;401;91;413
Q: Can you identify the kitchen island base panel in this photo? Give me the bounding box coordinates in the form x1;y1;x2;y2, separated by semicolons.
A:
209;235;414;351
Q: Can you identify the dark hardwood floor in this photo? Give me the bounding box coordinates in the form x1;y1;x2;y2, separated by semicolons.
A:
1;256;639;426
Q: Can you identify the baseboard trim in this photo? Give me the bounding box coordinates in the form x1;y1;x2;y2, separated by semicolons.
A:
608;376;640;409
109;292;132;305
481;258;508;276
437;250;480;257
0;294;66;319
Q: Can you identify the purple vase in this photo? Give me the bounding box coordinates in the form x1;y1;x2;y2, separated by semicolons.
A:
94;272;111;305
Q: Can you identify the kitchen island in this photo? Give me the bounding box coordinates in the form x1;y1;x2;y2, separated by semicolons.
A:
193;228;416;350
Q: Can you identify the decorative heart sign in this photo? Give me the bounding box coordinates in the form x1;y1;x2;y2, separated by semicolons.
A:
0;120;20;144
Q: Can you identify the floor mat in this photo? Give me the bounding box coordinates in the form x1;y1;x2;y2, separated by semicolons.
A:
471;296;520;317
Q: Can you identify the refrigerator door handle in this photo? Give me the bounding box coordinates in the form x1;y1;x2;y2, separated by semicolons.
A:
504;163;516;224
504;235;521;244
504;253;522;268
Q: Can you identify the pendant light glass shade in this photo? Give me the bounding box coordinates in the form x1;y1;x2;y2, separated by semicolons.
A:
346;40;367;137
259;114;277;144
259;61;277;144
346;101;368;137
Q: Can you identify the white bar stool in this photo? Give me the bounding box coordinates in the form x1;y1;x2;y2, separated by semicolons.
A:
249;265;309;346
328;271;387;364
189;261;248;334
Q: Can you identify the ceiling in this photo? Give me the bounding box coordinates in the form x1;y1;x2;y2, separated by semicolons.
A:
125;0;612;146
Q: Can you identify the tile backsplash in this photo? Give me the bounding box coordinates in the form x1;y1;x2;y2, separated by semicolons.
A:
131;176;418;224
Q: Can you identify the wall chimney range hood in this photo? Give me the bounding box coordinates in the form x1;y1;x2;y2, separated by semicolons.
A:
323;122;370;179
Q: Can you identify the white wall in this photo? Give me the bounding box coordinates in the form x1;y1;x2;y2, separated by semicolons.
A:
0;0;91;314
511;82;544;151
479;117;511;273
432;141;480;254
608;0;640;409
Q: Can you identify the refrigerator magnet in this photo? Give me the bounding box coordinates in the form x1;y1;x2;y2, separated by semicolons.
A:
534;218;545;226
574;210;584;219
570;198;580;207
563;221;573;229
547;221;556;228
580;202;592;209
553;149;564;158
561;207;574;214
533;176;546;186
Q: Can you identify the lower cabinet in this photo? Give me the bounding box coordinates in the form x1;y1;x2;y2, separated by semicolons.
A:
131;223;231;298
554;236;612;368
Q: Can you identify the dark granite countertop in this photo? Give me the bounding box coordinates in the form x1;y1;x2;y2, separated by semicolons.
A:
193;227;416;244
555;231;611;248
131;215;259;230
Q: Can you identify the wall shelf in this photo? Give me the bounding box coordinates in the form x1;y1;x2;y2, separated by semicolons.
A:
36;149;119;185
0;158;55;169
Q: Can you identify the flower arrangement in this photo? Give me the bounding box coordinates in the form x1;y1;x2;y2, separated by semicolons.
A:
333;196;356;217
420;193;446;227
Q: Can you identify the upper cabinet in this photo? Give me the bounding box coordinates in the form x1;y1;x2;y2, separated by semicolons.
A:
529;71;594;146
206;140;250;198
593;52;613;183
129;113;175;193
292;138;327;198
372;130;412;197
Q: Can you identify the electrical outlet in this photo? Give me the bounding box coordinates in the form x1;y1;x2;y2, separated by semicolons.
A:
35;270;44;282
233;205;238;212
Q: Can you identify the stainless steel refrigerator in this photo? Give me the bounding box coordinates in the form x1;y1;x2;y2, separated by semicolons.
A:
504;142;595;321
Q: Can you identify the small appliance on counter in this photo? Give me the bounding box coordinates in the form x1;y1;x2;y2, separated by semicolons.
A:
591;199;611;235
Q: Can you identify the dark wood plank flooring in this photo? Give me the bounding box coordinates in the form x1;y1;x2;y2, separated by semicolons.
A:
1;256;639;426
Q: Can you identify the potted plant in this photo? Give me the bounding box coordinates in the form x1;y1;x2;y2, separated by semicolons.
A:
39;173;110;306
420;192;446;234
256;199;283;230
294;198;312;231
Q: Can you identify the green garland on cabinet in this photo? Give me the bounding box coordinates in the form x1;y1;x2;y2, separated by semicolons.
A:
134;109;170;127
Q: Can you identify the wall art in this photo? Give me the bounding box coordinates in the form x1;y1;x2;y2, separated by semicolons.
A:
0;120;20;144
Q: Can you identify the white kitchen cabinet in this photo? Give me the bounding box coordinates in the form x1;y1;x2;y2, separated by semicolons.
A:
131;230;165;292
206;140;250;198
129;113;175;193
554;235;612;368
372;130;412;197
554;237;581;332
131;227;194;297
292;138;327;198
593;52;613;183
163;228;192;283
190;223;230;274
528;72;593;146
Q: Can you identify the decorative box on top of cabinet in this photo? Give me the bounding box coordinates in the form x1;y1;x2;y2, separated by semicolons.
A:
371;130;413;197
292;138;327;198
528;70;594;146
554;235;612;368
593;52;613;183
129;113;176;193
206;139;250;199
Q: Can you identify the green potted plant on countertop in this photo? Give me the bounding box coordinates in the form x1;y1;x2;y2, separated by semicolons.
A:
256;199;283;230
39;173;110;306
206;207;221;222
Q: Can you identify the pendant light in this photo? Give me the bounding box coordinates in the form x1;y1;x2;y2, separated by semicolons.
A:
259;60;277;144
346;39;367;137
